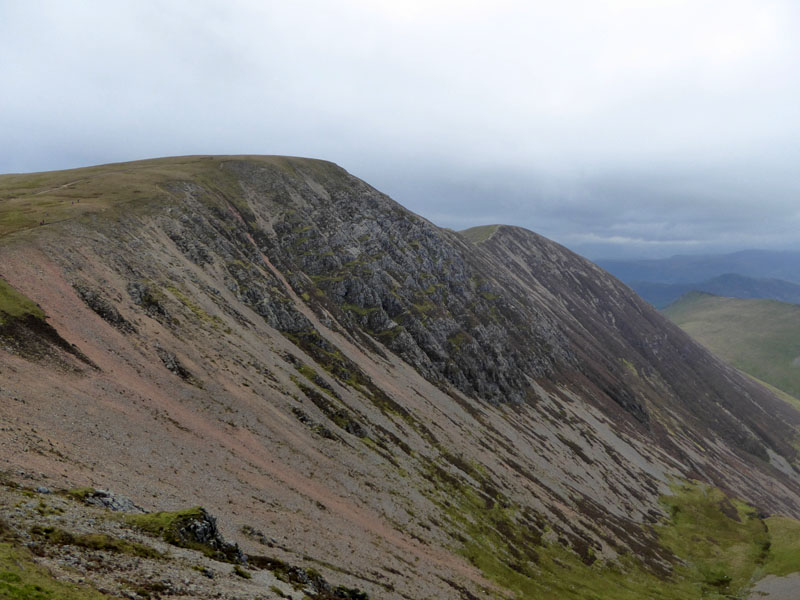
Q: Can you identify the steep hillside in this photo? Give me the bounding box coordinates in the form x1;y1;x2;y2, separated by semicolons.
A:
665;292;800;405
2;156;800;599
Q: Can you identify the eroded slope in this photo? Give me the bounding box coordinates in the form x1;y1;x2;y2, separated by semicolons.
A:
1;156;800;599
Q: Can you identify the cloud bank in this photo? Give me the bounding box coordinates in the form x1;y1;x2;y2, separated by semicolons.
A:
1;0;798;258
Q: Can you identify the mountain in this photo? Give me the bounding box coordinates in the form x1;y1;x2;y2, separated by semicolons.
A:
664;292;800;405
2;156;800;599
597;250;800;285
629;273;800;308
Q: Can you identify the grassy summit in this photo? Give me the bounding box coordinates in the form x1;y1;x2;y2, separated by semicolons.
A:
0;155;334;240
460;224;500;244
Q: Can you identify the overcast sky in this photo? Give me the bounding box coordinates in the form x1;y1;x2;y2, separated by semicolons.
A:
2;1;799;258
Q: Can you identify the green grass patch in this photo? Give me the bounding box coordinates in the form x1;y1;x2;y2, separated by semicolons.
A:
411;299;436;316
374;325;404;344
761;516;800;576
122;506;240;562
0;542;113;599
444;475;800;600
123;507;204;537
166;286;223;328
462;540;703;600
342;303;378;317
268;585;287;598
0;278;44;324
619;358;639;377
62;487;96;502
460;225;500;244
664;293;800;401
232;564;252;579
296;363;319;383
657;481;769;595
0;154;341;240
30;526;164;559
122;507;213;556
34;501;62;517
447;331;470;350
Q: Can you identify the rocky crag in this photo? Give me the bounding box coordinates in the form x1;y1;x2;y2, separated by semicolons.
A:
2;156;800;599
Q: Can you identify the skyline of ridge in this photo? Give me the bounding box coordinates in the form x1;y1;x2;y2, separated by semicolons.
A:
2;1;799;259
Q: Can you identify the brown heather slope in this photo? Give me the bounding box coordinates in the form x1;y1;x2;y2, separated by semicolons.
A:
1;156;800;599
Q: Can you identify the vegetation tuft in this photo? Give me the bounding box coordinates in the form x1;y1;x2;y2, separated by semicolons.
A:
30;526;164;559
0;543;113;599
434;471;800;600
0;277;44;324
63;487;97;502
122;507;240;562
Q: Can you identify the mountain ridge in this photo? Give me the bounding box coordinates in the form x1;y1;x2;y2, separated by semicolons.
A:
2;155;800;599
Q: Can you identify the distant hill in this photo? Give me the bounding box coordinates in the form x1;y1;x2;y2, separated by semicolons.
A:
598;249;800;285
631;273;800;308
664;292;800;402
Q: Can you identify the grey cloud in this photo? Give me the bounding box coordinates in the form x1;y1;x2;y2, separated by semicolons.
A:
1;1;799;259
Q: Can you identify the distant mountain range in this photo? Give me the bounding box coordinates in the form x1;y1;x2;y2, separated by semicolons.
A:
598;249;800;285
597;250;800;308
628;273;800;309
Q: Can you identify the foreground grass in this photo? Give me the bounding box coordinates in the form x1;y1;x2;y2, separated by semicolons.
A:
658;482;768;596
29;526;163;560
452;479;800;600
462;538;704;600
0;542;114;600
761;516;800;577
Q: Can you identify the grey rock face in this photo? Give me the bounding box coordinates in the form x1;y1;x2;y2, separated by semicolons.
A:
170;508;244;564
215;160;571;405
155;345;197;384
82;489;145;513
127;282;170;321
153;158;800;467
74;285;136;333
